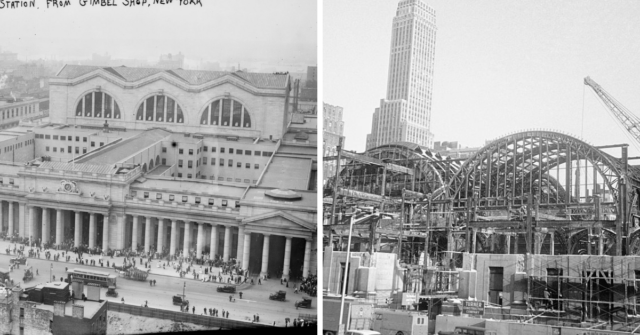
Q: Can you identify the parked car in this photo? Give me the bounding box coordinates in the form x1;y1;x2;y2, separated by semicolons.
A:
269;290;286;301
172;294;189;306
106;285;118;297
295;297;313;309
216;285;236;293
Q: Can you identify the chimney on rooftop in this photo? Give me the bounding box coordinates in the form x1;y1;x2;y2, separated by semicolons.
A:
72;304;84;319
54;301;65;317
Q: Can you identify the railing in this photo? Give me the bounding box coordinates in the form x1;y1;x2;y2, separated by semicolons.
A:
106;301;271;330
21;165;141;183
127;197;240;214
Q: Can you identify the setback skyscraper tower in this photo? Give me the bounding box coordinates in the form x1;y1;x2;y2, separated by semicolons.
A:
366;0;437;150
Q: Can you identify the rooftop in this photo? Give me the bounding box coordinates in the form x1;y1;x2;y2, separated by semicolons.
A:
132;178;246;199
244;187;316;209
79;128;170;164
56;65;289;89
260;156;312;190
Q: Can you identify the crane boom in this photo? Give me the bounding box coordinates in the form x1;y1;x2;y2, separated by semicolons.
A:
584;76;640;145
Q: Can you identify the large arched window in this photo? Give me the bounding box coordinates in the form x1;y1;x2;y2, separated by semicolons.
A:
136;95;184;123
200;98;251;128
75;92;121;119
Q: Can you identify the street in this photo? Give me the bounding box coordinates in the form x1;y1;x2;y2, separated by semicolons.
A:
0;240;315;327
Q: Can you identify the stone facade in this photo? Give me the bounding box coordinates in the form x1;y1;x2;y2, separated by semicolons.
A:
0;65;317;280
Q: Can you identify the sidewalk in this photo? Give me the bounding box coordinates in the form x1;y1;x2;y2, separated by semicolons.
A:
0;239;245;285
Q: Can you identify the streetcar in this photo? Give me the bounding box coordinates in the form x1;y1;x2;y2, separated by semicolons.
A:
66;268;117;288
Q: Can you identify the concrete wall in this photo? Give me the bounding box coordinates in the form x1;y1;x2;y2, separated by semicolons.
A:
50;75;288;140
0;132;35;163
324;249;402;298
472;254;525;306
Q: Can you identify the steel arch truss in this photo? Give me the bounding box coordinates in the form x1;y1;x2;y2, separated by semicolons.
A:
449;131;625;207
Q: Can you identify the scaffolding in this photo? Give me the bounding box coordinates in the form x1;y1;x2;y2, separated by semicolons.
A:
527;254;640;333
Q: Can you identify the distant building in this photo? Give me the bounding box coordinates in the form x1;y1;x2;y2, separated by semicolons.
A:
0;47;18;62
296;66;317;114
0;97;48;131
0;285;107;335
157;52;184;69
323;103;344;183
366;0;437;150
432;140;481;159
305;66;317;88
13;62;50;80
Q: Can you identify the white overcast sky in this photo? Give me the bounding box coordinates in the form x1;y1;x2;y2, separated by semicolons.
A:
324;0;640;157
0;0;316;68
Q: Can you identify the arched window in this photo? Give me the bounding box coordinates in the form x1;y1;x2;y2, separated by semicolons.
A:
136;95;184;124
199;98;251;128
75;92;121;119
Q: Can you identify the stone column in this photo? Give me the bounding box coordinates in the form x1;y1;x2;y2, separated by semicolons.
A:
18;203;25;237
42;208;50;244
183;222;191;256
209;224;218;260
0;201;3;232
102;214;109;250
550;231;555;255
132;216;139;252
144;217;152;253
223;225;231;262
157;218;165;255
303;238;311;278
237;225;245;267
89;213;96;249
117;215;125;250
56;209;63;246
196;223;204;258
505;235;511;255
242;233;250;271
170;219;177;256
282;236;292;280
8;201;14;236
74;211;82;247
28;206;35;245
260;234;270;277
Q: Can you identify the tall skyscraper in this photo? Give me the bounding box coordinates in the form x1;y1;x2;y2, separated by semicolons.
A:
366;0;437;150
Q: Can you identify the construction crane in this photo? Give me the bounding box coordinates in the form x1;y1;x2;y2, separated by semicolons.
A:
584;76;640;145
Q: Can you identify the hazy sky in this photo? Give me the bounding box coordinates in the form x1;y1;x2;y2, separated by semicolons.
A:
0;0;316;68
325;0;640;157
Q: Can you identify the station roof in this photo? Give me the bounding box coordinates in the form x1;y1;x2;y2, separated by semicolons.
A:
56;65;289;89
79;128;170;164
260;156;312;190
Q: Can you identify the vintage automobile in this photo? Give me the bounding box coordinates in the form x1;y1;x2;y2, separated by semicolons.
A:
295;297;313;309
172;294;189;306
106;285;118;297
269;290;287;301
216;285;236;293
10;256;27;265
23;267;33;282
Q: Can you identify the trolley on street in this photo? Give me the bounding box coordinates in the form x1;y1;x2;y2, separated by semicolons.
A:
66;268;116;288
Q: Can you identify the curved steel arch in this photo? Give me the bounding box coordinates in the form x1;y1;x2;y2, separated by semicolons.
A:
330;142;460;200
448;131;629;204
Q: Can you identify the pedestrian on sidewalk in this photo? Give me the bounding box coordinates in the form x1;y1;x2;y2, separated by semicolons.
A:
239;292;243;299
192;306;195;314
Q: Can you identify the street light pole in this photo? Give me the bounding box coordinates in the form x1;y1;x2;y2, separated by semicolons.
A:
338;214;355;335
50;263;52;282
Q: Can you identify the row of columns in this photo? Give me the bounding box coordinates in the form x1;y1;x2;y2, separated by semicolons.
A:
26;206;108;249
0;201;17;235
128;215;313;279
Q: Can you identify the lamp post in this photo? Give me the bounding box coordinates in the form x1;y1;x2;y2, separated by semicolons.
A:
338;213;356;335
50;263;52;283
